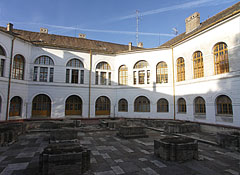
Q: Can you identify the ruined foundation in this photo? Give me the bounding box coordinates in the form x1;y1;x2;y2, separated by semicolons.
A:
154;136;198;161
39;142;91;175
117;125;148;139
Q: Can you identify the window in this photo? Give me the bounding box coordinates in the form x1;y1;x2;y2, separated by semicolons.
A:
95;96;111;115
216;95;232;115
32;94;51;117
95;62;111;85
193;51;204;79
177;57;185;82
133;60;150;85
119;65;128;85
0;96;2;115
118;99;128;112
65;95;82;116
33;55;54;82
214;42;229;74
0;59;4;77
134;96;150;112
12;54;25;80
156;62;168;83
66;59;84;84
0;45;6;56
157;98;169;112
0;45;6;77
9;96;22;117
194;97;206;114
178;98;186;113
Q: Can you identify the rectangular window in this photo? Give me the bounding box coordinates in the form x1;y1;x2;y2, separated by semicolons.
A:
40;67;48;82
133;71;136;85
49;68;54;82
80;70;84;84
147;70;150;84
0;59;4;77
66;69;70;83
71;69;78;84
33;66;38;81
100;72;106;85
95;71;99;85
139;71;145;84
108;72;111;85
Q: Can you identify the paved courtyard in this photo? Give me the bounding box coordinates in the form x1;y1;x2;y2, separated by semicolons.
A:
0;129;239;175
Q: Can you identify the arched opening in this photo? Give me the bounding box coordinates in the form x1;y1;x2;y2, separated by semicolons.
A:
133;60;150;85
194;97;206;114
177;57;185;82
193;51;204;79
118;65;128;85
156;62;168;83
95;62;111;85
66;59;84;84
32;94;51;117
9;96;22;117
178;98;186;113
157;98;169;112
12;54;25;80
134;96;150;112
216;95;232;115
118;99;128;112
65;95;82;116
95;96;110;115
213;42;229;74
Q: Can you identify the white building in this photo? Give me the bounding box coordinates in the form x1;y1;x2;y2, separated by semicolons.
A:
0;2;239;127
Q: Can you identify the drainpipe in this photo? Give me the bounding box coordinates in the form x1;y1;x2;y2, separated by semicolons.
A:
6;36;15;121
88;50;92;118
171;47;176;120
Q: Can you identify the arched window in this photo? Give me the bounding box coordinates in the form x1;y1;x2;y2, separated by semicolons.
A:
194;97;206;114
119;65;128;85
193;51;204;79
32;94;51;117
216;95;232;115
95;62;111;85
118;99;128;112
214;42;229;74
12;54;25;80
133;60;150;85
9;96;22;117
65;95;82;116
157;98;169;112
178;98;186;113
156;62;168;83
95;96;111;115
177;58;185;82
33;55;54;82
134;96;150;112
66;59;84;84
0;45;6;77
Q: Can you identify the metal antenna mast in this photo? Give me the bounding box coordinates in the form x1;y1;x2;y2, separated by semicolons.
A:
136;10;139;45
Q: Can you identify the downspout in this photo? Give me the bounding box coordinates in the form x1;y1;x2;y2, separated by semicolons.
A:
88;50;92;118
6;36;15;121
171;47;176;120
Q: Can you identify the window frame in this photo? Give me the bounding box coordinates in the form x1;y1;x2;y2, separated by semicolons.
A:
66;58;84;84
12;54;25;80
213;42;229;75
133;60;150;85
119;65;128;85
134;96;150;112
118;98;128;112
95;62;111;85
194;97;206;114
157;98;169;112
193;51;204;79
177;57;185;82
178;98;187;113
156;62;168;84
216;95;233;115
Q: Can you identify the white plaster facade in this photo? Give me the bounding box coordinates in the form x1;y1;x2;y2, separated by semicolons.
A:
0;8;239;128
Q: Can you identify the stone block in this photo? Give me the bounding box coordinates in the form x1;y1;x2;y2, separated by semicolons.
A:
154;136;198;161
117;125;148;139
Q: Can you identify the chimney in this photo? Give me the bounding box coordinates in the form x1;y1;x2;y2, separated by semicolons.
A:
78;33;86;38
7;23;13;32
137;42;143;48
40;28;48;34
185;12;200;34
128;42;132;51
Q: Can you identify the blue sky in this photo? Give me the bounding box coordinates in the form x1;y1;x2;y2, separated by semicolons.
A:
0;0;238;48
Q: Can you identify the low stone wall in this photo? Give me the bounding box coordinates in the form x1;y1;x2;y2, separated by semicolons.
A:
164;121;200;133
154;136;198;161
39;142;90;175
50;129;78;143
217;132;240;152
117;125;148;139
